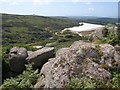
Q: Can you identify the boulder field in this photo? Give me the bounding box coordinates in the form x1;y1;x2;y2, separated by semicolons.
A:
8;47;55;73
8;41;120;88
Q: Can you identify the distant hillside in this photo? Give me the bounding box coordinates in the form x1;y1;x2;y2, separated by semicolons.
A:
2;14;117;46
66;16;117;25
2;13;79;45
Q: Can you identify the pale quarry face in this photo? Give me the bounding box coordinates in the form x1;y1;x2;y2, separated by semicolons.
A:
65;23;105;32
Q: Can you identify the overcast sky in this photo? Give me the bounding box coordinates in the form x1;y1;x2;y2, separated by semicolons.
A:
0;0;119;18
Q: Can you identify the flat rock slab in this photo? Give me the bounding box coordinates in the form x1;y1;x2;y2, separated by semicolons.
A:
26;47;55;68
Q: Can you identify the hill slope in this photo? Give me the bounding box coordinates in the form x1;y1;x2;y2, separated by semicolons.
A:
2;13;79;45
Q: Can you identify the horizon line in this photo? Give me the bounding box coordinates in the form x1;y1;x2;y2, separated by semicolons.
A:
1;13;118;18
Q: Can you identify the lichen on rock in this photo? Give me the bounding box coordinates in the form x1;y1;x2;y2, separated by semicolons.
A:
34;40;120;88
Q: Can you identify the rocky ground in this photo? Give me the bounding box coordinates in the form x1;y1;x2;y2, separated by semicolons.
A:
34;40;120;88
4;39;120;89
1;23;119;89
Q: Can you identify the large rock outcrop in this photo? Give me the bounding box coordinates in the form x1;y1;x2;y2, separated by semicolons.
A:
89;27;108;41
8;47;28;73
34;41;120;88
26;47;55;68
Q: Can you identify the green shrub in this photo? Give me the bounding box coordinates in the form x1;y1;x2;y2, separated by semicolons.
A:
66;71;120;89
102;31;120;46
1;64;39;89
64;34;74;38
58;38;69;43
111;72;120;88
66;77;96;90
2;46;12;81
